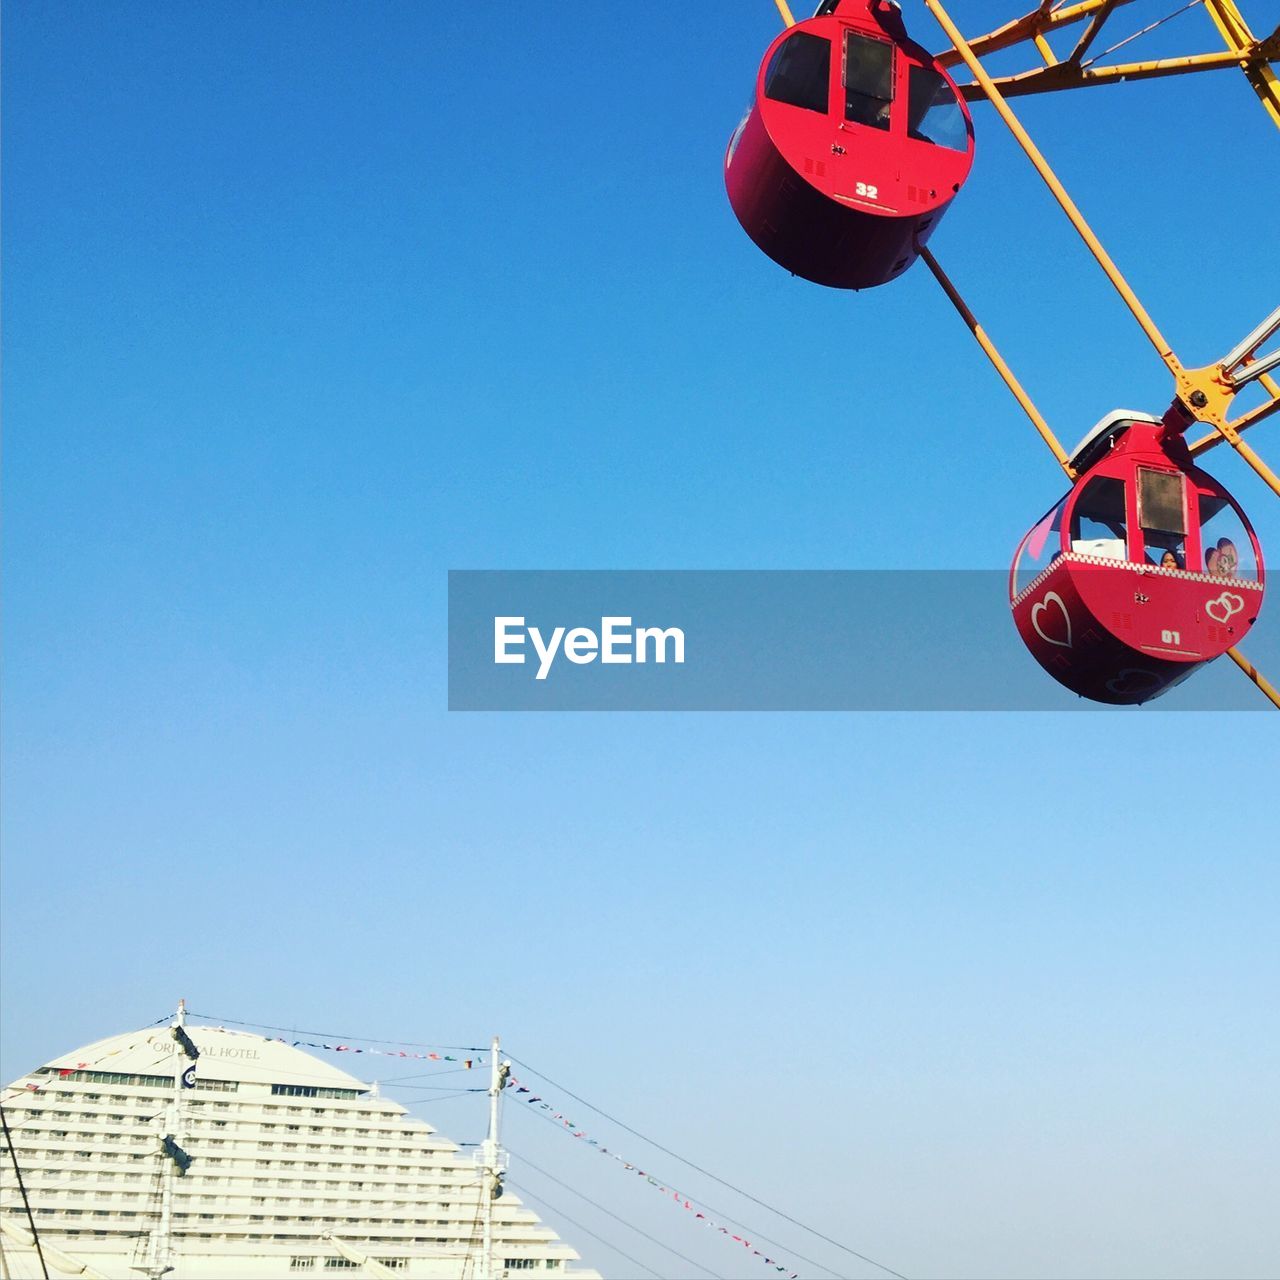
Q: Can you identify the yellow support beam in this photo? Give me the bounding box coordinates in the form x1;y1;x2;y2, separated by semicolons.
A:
925;0;1185;380
1227;646;1280;709
959;48;1250;99
922;0;1278;709
1231;396;1280;435
930;0;1280;508
1191;372;1280;454
1033;32;1060;65
937;0;1139;69
1203;0;1280;129
1191;383;1280;498
1069;0;1122;62
941;0;1279;131
1230;438;1280;496
921;249;1075;479
773;0;796;28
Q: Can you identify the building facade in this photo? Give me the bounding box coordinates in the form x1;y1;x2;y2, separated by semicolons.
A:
0;1024;600;1279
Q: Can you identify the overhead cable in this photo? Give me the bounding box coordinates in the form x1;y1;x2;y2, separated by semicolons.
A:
508;1053;907;1280
510;1145;726;1280
511;1089;826;1279
507;1179;665;1280
185;1011;485;1053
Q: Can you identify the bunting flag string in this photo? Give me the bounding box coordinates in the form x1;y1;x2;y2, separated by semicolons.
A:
6;1032;482;1102
184;1012;485;1056
275;1038;481;1068
507;1076;800;1279
3;1036;166;1101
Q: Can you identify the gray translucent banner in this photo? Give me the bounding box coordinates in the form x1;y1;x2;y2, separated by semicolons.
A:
448;571;1276;711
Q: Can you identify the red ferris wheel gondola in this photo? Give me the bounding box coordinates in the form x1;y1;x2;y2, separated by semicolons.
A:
1011;412;1266;705
725;0;975;289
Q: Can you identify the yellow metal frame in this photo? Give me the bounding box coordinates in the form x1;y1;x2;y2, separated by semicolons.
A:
934;0;1141;68
760;1;1279;707
926;0;1280;503
924;0;1280;707
919;248;1075;480
1203;0;1280;126
937;0;1280;120
957;47;1265;99
1227;645;1280;705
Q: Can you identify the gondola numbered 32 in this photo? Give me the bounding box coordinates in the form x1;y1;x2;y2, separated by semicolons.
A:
1011;411;1266;705
725;0;974;289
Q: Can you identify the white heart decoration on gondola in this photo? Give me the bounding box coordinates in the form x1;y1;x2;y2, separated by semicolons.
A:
1205;592;1244;624
1031;591;1073;648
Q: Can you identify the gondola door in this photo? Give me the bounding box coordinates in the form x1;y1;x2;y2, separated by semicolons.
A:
829;25;898;214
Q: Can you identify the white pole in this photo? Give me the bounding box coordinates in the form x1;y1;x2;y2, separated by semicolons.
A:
151;999;187;1280
480;1036;500;1280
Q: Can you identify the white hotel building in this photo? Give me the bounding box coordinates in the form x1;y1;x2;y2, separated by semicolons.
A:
0;1024;601;1279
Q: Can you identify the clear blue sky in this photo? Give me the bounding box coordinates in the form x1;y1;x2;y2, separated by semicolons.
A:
2;2;1278;1277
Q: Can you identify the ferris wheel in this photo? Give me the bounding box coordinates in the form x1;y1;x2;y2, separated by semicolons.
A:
724;0;1279;708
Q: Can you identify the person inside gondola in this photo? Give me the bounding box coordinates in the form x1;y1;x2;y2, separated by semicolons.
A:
1160;550;1182;570
843;30;894;129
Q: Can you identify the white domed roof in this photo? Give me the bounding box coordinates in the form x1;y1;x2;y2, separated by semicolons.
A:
43;1023;368;1091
